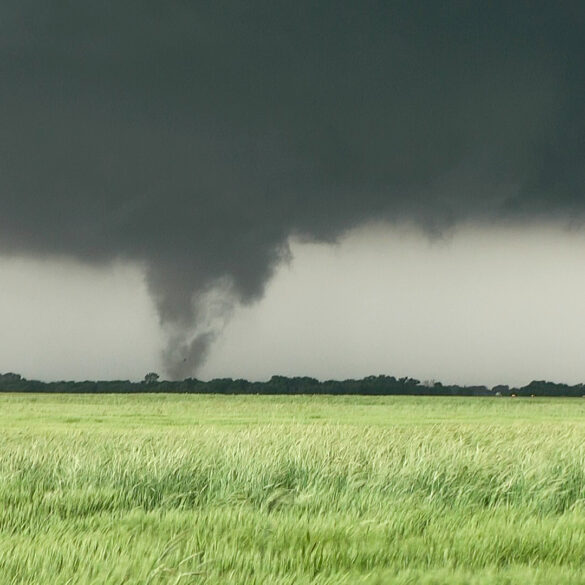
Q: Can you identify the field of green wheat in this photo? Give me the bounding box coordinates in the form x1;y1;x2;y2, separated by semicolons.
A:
2;393;585;584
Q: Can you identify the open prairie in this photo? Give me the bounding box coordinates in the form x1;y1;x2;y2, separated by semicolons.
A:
2;393;585;584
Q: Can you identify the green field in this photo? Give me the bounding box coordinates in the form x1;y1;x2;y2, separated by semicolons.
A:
2;394;585;584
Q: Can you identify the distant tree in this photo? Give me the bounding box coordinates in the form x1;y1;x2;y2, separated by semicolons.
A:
143;372;160;385
0;372;22;383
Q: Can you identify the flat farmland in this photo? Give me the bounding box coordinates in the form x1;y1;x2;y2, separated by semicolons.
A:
2;393;585;584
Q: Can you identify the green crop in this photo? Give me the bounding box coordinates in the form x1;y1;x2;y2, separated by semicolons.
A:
1;394;585;584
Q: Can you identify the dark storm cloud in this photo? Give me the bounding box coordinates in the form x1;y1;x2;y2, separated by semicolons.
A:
1;2;584;377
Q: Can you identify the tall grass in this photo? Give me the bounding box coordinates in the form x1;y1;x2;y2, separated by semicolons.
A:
1;394;585;584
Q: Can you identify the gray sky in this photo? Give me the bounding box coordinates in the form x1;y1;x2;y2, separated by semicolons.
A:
201;223;585;387
1;3;584;382
3;222;585;386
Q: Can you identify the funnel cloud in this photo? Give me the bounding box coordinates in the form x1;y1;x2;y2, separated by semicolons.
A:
1;3;584;377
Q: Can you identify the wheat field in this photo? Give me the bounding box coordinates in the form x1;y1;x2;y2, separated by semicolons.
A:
2;393;585;584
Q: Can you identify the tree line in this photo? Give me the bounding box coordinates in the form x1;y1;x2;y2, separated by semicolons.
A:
1;372;585;397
